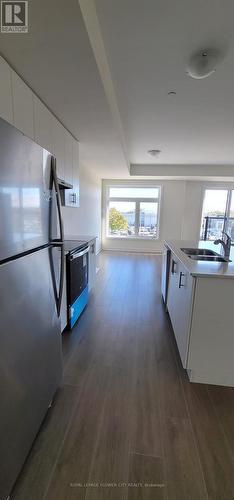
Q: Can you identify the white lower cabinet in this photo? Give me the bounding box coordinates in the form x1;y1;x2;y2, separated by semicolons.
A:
166;249;234;386
167;256;194;367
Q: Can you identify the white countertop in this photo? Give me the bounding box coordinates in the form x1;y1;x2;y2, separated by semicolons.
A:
165;239;234;278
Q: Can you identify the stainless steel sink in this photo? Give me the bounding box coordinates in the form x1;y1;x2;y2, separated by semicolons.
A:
181;248;219;256
181;247;230;262
188;255;228;262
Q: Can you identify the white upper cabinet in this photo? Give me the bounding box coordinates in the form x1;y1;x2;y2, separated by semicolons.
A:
0;55;79;205
33;96;53;152
0;56;13;125
51;117;65;180
11;71;34;139
72;139;80;207
72;139;79;185
64;130;73;185
64;138;79;207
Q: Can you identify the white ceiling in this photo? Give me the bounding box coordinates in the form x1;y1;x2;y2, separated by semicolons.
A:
1;0;234;179
95;0;234;168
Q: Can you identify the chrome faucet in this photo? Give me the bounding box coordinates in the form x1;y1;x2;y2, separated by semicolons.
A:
214;232;231;260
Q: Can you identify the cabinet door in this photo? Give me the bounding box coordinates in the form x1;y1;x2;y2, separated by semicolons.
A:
175;263;194;367
64;130;73;185
167;257;194;367
0;56;13;124
51;117;65;180
65;138;80;207
33;96;53;152
167;256;180;331
72;139;79;207
11;71;34;139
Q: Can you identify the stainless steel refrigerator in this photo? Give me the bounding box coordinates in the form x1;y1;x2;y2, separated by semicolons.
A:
0;117;64;500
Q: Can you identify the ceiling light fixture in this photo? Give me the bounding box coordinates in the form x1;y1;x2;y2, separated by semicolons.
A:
186;48;221;79
147;149;161;157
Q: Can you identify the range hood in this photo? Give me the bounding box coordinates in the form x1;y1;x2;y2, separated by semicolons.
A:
57;177;73;189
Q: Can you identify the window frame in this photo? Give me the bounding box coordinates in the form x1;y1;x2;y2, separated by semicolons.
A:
105;184;161;240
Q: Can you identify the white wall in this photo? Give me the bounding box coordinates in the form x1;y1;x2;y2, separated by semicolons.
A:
62;163;102;252
102;179;187;252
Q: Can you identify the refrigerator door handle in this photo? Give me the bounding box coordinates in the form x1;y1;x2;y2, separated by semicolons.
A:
51;156;64;243
57;243;65;317
49;243;65;317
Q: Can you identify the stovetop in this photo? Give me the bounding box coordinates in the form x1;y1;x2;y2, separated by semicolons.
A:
63;239;89;254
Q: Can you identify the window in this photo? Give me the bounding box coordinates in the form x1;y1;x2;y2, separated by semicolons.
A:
200;188;234;242
107;186;160;238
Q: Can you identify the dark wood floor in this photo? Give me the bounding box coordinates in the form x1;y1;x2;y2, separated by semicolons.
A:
12;252;234;500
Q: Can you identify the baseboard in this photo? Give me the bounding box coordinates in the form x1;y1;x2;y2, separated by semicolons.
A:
101;247;162;254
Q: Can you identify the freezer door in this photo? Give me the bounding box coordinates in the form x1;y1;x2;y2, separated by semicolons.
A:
0;118;56;261
0;247;62;500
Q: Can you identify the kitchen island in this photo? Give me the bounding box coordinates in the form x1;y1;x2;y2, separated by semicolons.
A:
162;240;234;387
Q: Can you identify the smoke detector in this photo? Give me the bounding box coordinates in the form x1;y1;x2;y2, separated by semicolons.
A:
186;48;221;79
147;149;161;157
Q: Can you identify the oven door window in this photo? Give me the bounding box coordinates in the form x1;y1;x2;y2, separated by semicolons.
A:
68;251;88;305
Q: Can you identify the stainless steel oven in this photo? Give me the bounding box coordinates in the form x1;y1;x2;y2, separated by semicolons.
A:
65;241;90;329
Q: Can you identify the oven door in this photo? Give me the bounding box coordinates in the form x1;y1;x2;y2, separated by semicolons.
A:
67;245;90;329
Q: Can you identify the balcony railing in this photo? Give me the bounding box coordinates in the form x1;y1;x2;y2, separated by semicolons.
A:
201;216;234;241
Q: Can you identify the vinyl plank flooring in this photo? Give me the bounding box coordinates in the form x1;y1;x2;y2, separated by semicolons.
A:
155;319;188;420
63;311;104;387
45;358;111;500
84;274;139;500
130;323;162;457
182;380;234;500
84;337;134;500
207;386;234;459
128;453;165;500
162;417;208;500
11;385;79;500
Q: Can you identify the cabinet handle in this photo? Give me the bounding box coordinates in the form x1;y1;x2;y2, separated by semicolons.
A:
179;271;186;288
171;259;177;274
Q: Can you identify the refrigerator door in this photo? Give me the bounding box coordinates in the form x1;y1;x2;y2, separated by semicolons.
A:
0;247;62;500
0;118;55;261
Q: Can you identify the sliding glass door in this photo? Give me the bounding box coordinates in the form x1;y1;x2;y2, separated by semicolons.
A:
200;189;234;242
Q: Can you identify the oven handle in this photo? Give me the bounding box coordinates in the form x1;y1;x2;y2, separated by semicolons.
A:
69;246;90;260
